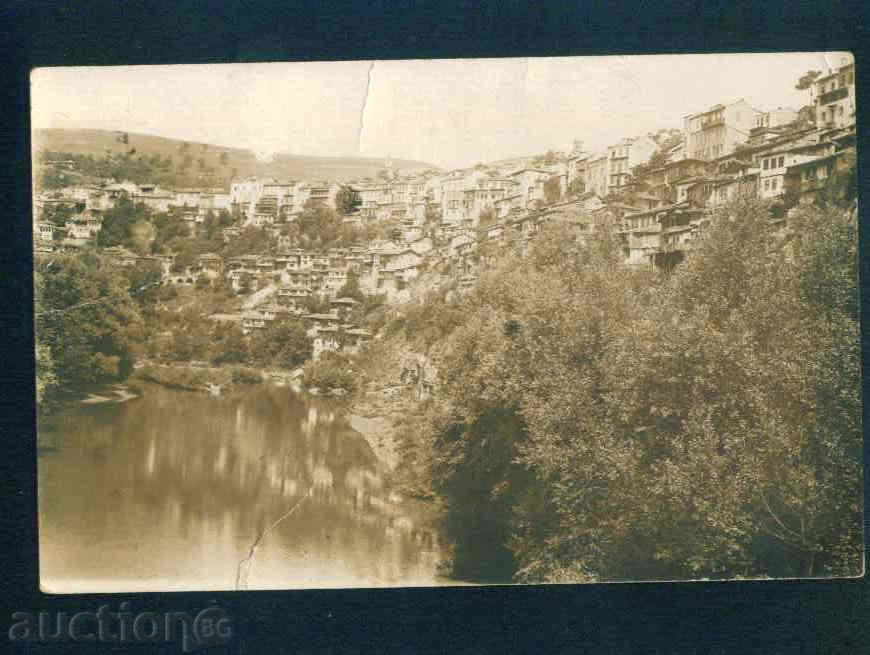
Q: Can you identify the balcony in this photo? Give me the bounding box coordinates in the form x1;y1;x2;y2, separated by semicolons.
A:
819;87;848;105
700;117;725;129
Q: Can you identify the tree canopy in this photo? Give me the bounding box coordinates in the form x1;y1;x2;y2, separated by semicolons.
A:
381;197;861;583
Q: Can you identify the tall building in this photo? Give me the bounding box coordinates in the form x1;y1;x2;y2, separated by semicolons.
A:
682;99;761;161
811;58;856;131
606;135;656;192
584;155;609;199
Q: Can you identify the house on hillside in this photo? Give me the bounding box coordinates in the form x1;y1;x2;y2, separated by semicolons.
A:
621;201;706;270
277;284;311;311
462;177;519;226
303;312;341;335
493;194;524;220
508;168;553;209
133;185;175;212
322;268;348;297
683;99;761;161
754;135;837;201
33;221;56;246
811;57;856;133
607;135;657;193
640;158;712;203
342;328;372;355
312;327;341;360
785;147;853;206
196;252;224;278
241;310;268;333
583;155;610;199
748;108;799;145
330;297;359;321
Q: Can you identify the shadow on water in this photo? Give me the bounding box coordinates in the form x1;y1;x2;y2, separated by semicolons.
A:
38;382;451;592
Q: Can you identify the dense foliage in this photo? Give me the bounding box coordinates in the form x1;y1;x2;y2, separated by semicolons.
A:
35;253;146;411
38;148;228;189
302;351;358;392
385;197;861;583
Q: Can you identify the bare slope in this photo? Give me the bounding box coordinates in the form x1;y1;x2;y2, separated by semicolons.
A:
34;128;439;183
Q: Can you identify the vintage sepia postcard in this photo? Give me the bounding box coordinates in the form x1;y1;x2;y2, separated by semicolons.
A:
31;53;860;593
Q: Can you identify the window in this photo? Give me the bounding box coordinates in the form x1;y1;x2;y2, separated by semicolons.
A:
763;159;770;170
772;178;778;190
777;156;784;168
764;179;770;190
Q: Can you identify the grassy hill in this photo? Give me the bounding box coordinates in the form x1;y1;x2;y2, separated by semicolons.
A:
33;128;439;185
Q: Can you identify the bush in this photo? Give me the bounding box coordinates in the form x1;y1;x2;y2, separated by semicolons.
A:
230;367;263;384
302;352;357;392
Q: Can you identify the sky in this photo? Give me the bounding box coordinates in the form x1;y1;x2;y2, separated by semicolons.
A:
31;52;852;170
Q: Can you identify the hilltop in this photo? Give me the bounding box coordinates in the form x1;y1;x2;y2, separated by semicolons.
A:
33;128;439;184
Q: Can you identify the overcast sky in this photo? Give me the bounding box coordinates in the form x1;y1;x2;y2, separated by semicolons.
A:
31;52;851;170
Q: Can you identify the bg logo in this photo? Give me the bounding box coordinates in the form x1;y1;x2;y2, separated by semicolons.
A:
8;603;233;652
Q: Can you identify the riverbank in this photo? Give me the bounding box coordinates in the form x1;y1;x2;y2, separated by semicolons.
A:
347;413;400;470
348;385;437;501
81;383;139;404
132;362;302;392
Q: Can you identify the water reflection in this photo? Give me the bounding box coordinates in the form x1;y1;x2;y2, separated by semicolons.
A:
39;384;447;592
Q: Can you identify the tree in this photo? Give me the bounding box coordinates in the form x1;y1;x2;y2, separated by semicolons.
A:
303;293;331;314
393;197;861;583
335;186;360;215
818;149;857;209
212;324;248;365
298;202;342;247
150;211;189;254
336;270;365;302
97;195;151;249
123;260;164;307
543;176;562;205
223;226;275;258
533;150;561;166
566;177;586;197
478;207;496;227
171;245;197;273
250;321;312;368
795;70;822;90
796;105;817;128
424;202;441;225
35;253;145;400
634;131;682;179
41;202;79;226
39;167;70;190
217;209;234;227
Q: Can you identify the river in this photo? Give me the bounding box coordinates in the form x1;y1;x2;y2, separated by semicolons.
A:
38;383;451;592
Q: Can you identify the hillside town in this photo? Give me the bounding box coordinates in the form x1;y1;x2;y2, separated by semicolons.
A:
33;53;861;592
33;58;855;364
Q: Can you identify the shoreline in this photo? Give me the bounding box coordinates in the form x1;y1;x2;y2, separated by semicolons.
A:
347;412;400;471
